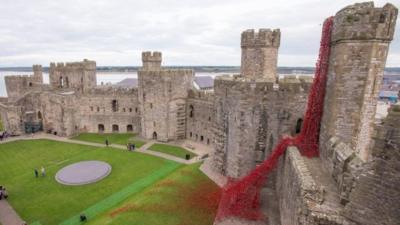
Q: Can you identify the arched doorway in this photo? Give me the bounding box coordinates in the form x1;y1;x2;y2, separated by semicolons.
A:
127;124;133;132
152;132;157;140
37;111;42;120
98;124;105;133
112;124;119;133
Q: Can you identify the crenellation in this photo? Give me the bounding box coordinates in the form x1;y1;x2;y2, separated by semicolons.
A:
332;2;397;43
241;28;280;80
1;2;398;225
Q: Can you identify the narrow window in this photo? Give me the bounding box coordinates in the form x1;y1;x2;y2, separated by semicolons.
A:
112;100;118;112
189;105;194;118
295;118;303;134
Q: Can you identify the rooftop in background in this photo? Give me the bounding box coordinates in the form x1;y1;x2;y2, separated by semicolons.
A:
194;76;214;90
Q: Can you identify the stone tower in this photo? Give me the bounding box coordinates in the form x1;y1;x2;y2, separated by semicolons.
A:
138;51;193;141
32;64;43;83
49;59;96;92
320;2;398;162
142;51;162;70
240;29;280;80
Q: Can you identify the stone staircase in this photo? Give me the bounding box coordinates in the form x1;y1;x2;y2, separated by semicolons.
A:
176;102;186;139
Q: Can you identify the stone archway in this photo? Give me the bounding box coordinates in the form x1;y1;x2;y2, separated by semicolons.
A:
127;124;133;132
152;131;158;140
98;124;105;133
112;124;119;133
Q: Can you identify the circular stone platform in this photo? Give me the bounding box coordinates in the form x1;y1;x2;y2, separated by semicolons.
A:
55;161;112;186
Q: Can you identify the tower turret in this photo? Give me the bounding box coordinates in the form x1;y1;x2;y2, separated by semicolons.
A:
141;51;162;70
240;29;280;81
320;2;398;162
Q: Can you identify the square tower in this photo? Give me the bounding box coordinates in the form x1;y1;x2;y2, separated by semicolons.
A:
241;29;280;81
138;51;194;141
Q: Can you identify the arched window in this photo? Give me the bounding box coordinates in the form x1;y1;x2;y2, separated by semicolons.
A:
65;77;69;87
98;124;105;133
295;118;303;134
189;105;194;118
200;135;204;142
207;139;210;145
190;132;192;137
127;124;133;132
29;82;33;87
37;111;42;120
112;124;119;132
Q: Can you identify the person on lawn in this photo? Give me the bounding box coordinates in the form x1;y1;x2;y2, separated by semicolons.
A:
41;166;46;177
34;169;39;178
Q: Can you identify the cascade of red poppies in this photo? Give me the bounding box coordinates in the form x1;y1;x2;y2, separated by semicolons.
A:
215;17;334;221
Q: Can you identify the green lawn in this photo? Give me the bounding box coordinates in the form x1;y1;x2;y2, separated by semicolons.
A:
71;133;146;148
86;163;221;225
149;144;197;159
0;139;178;225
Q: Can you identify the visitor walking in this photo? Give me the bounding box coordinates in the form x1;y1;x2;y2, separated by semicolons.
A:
41;166;46;177
105;139;109;146
34;169;39;178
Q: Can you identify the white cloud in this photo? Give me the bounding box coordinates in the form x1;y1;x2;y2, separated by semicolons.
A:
0;0;399;66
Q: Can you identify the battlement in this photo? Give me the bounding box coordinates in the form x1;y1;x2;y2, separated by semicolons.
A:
50;59;96;71
32;64;42;71
241;28;280;48
142;51;162;62
332;2;398;42
141;51;162;70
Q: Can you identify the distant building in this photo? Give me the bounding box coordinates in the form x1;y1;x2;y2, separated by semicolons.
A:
193;76;214;90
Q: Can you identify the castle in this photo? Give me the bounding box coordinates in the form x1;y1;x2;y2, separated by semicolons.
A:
0;2;399;225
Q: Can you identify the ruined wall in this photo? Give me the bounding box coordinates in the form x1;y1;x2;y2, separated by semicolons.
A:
320;2;398;162
78;87;141;133
241;29;280;81
39;92;78;136
138;51;194;141
186;89;215;145
5;65;44;102
49;59;96;93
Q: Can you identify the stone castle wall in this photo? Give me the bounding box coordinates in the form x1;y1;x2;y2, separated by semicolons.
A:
186;89;215;146
49;59;97;93
212;75;312;178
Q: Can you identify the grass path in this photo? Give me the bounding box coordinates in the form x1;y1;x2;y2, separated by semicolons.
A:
86;163;221;225
71;133;146;148
58;161;181;225
149;143;197;159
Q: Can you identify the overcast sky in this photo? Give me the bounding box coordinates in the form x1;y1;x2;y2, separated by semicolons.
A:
0;0;399;67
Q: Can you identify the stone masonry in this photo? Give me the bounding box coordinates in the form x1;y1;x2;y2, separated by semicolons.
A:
0;2;398;225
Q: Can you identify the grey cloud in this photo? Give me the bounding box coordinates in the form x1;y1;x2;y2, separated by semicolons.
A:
0;0;399;67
